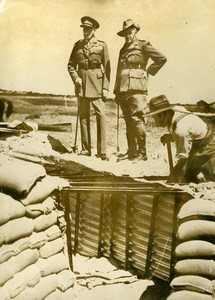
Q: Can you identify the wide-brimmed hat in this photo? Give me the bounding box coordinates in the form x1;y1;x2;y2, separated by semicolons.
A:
80;16;100;29
117;19;140;37
146;95;172;117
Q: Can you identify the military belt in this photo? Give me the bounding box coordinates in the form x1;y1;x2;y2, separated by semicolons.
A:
123;63;145;70
78;63;101;70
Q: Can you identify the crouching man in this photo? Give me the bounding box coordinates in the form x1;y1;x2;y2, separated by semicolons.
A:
147;95;215;183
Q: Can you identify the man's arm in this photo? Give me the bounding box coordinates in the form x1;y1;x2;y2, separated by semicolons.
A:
102;42;111;94
113;51;122;96
67;43;80;84
173;127;192;161
143;41;167;76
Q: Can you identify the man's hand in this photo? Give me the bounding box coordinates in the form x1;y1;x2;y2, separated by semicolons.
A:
75;78;82;97
102;89;109;99
160;134;174;145
75;77;82;87
114;95;120;104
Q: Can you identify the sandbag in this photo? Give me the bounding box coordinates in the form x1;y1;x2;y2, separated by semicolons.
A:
22;264;41;287
57;269;76;292
174;259;215;277
0;287;10;300
37;252;69;276
33;211;58;232
178;198;215;220
212;279;215;291
0;237;30;264
175;240;215;258
4;273;27;298
0;260;14;286
12;249;39;274
0;193;25;225
170;275;213;294
0;233;4;247
177;220;215;241
0;217;34;244
15;274;57;300
29;231;48;249
45;224;62;241
21;175;69;206
0;244;14;264
0;155;46;197
167;290;213;299
12;237;30;256
39;237;64;258
45;288;74;300
25;196;56;218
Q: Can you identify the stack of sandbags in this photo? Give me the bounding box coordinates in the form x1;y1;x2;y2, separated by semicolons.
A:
167;197;215;299
0;156;75;299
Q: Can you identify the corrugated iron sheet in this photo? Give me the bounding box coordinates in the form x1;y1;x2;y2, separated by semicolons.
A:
61;180;191;282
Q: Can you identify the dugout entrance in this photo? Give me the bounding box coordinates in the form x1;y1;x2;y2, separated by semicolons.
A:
60;175;192;282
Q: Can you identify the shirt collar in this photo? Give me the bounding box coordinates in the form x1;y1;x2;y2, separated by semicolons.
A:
85;36;96;48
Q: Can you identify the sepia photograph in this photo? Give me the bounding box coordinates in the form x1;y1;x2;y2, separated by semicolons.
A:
0;0;215;299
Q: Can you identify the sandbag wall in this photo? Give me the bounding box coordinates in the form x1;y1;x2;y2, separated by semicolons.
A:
167;197;215;299
0;156;75;300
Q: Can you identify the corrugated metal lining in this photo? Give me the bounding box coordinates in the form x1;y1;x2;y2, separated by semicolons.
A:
61;179;191;282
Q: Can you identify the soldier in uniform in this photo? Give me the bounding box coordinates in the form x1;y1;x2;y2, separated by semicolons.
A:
114;19;167;161
68;16;111;160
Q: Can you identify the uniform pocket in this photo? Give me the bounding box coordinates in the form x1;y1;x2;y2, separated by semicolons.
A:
129;69;147;91
97;72;103;79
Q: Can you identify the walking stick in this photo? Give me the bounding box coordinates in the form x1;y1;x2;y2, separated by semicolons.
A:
72;96;79;153
116;102;120;152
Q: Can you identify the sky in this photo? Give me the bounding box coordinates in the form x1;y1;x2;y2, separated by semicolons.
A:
0;0;215;104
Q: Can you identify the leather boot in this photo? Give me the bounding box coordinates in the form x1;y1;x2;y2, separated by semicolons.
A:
133;135;147;161
133;152;147;161
117;150;137;162
117;135;137;162
127;134;138;157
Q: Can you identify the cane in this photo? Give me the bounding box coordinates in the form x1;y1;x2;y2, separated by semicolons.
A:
116;102;120;152
72;96;79;153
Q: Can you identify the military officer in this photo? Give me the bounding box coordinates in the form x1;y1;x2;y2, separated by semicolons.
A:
114;19;167;161
68;16;111;160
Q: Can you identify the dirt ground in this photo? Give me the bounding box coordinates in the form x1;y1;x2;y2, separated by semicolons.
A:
4;95;172;178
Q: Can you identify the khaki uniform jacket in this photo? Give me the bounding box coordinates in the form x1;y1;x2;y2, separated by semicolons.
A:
114;38;167;95
68;37;111;98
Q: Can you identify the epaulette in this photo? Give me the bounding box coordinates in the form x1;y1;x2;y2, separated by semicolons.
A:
75;39;84;45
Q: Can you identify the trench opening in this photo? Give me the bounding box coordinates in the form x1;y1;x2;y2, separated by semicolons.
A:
58;171;192;285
